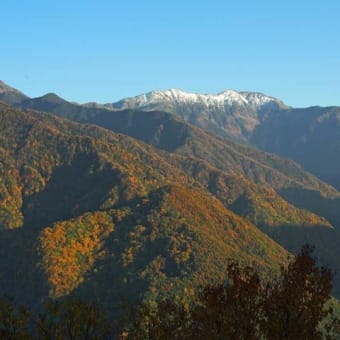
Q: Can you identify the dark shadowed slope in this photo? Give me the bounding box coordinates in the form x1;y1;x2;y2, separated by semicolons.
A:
251;106;340;189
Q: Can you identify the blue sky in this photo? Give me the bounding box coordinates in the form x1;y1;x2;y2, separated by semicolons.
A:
1;0;340;106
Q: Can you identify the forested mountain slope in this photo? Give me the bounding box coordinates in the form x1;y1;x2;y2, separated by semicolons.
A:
0;104;291;315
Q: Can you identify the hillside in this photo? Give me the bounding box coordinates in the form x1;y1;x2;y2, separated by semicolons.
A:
0;103;292;315
50;185;290;312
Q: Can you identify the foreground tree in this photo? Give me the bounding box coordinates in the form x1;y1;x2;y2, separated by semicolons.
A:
262;245;334;340
0;245;338;339
191;262;263;339
129;245;338;339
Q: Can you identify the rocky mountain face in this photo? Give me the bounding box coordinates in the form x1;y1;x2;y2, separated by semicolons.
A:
105;89;288;141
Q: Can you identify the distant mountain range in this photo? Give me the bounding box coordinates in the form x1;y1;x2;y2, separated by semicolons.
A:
86;88;289;141
1;80;340;314
2;81;339;189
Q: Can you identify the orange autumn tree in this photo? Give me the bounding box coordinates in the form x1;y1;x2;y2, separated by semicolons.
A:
38;211;114;297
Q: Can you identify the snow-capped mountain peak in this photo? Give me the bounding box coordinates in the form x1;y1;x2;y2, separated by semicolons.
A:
112;89;285;111
108;88;288;142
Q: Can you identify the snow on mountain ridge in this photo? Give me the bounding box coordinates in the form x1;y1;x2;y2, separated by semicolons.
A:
115;89;285;110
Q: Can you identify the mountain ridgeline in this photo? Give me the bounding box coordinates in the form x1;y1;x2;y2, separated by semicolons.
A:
1;81;340;314
6;84;340;189
0;80;29;105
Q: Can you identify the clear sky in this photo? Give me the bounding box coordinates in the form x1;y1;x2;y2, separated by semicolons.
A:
1;0;340;107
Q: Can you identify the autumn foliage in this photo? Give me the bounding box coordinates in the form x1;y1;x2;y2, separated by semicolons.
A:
39;212;114;297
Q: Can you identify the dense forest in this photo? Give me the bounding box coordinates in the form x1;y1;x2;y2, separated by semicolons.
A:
0;97;340;338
